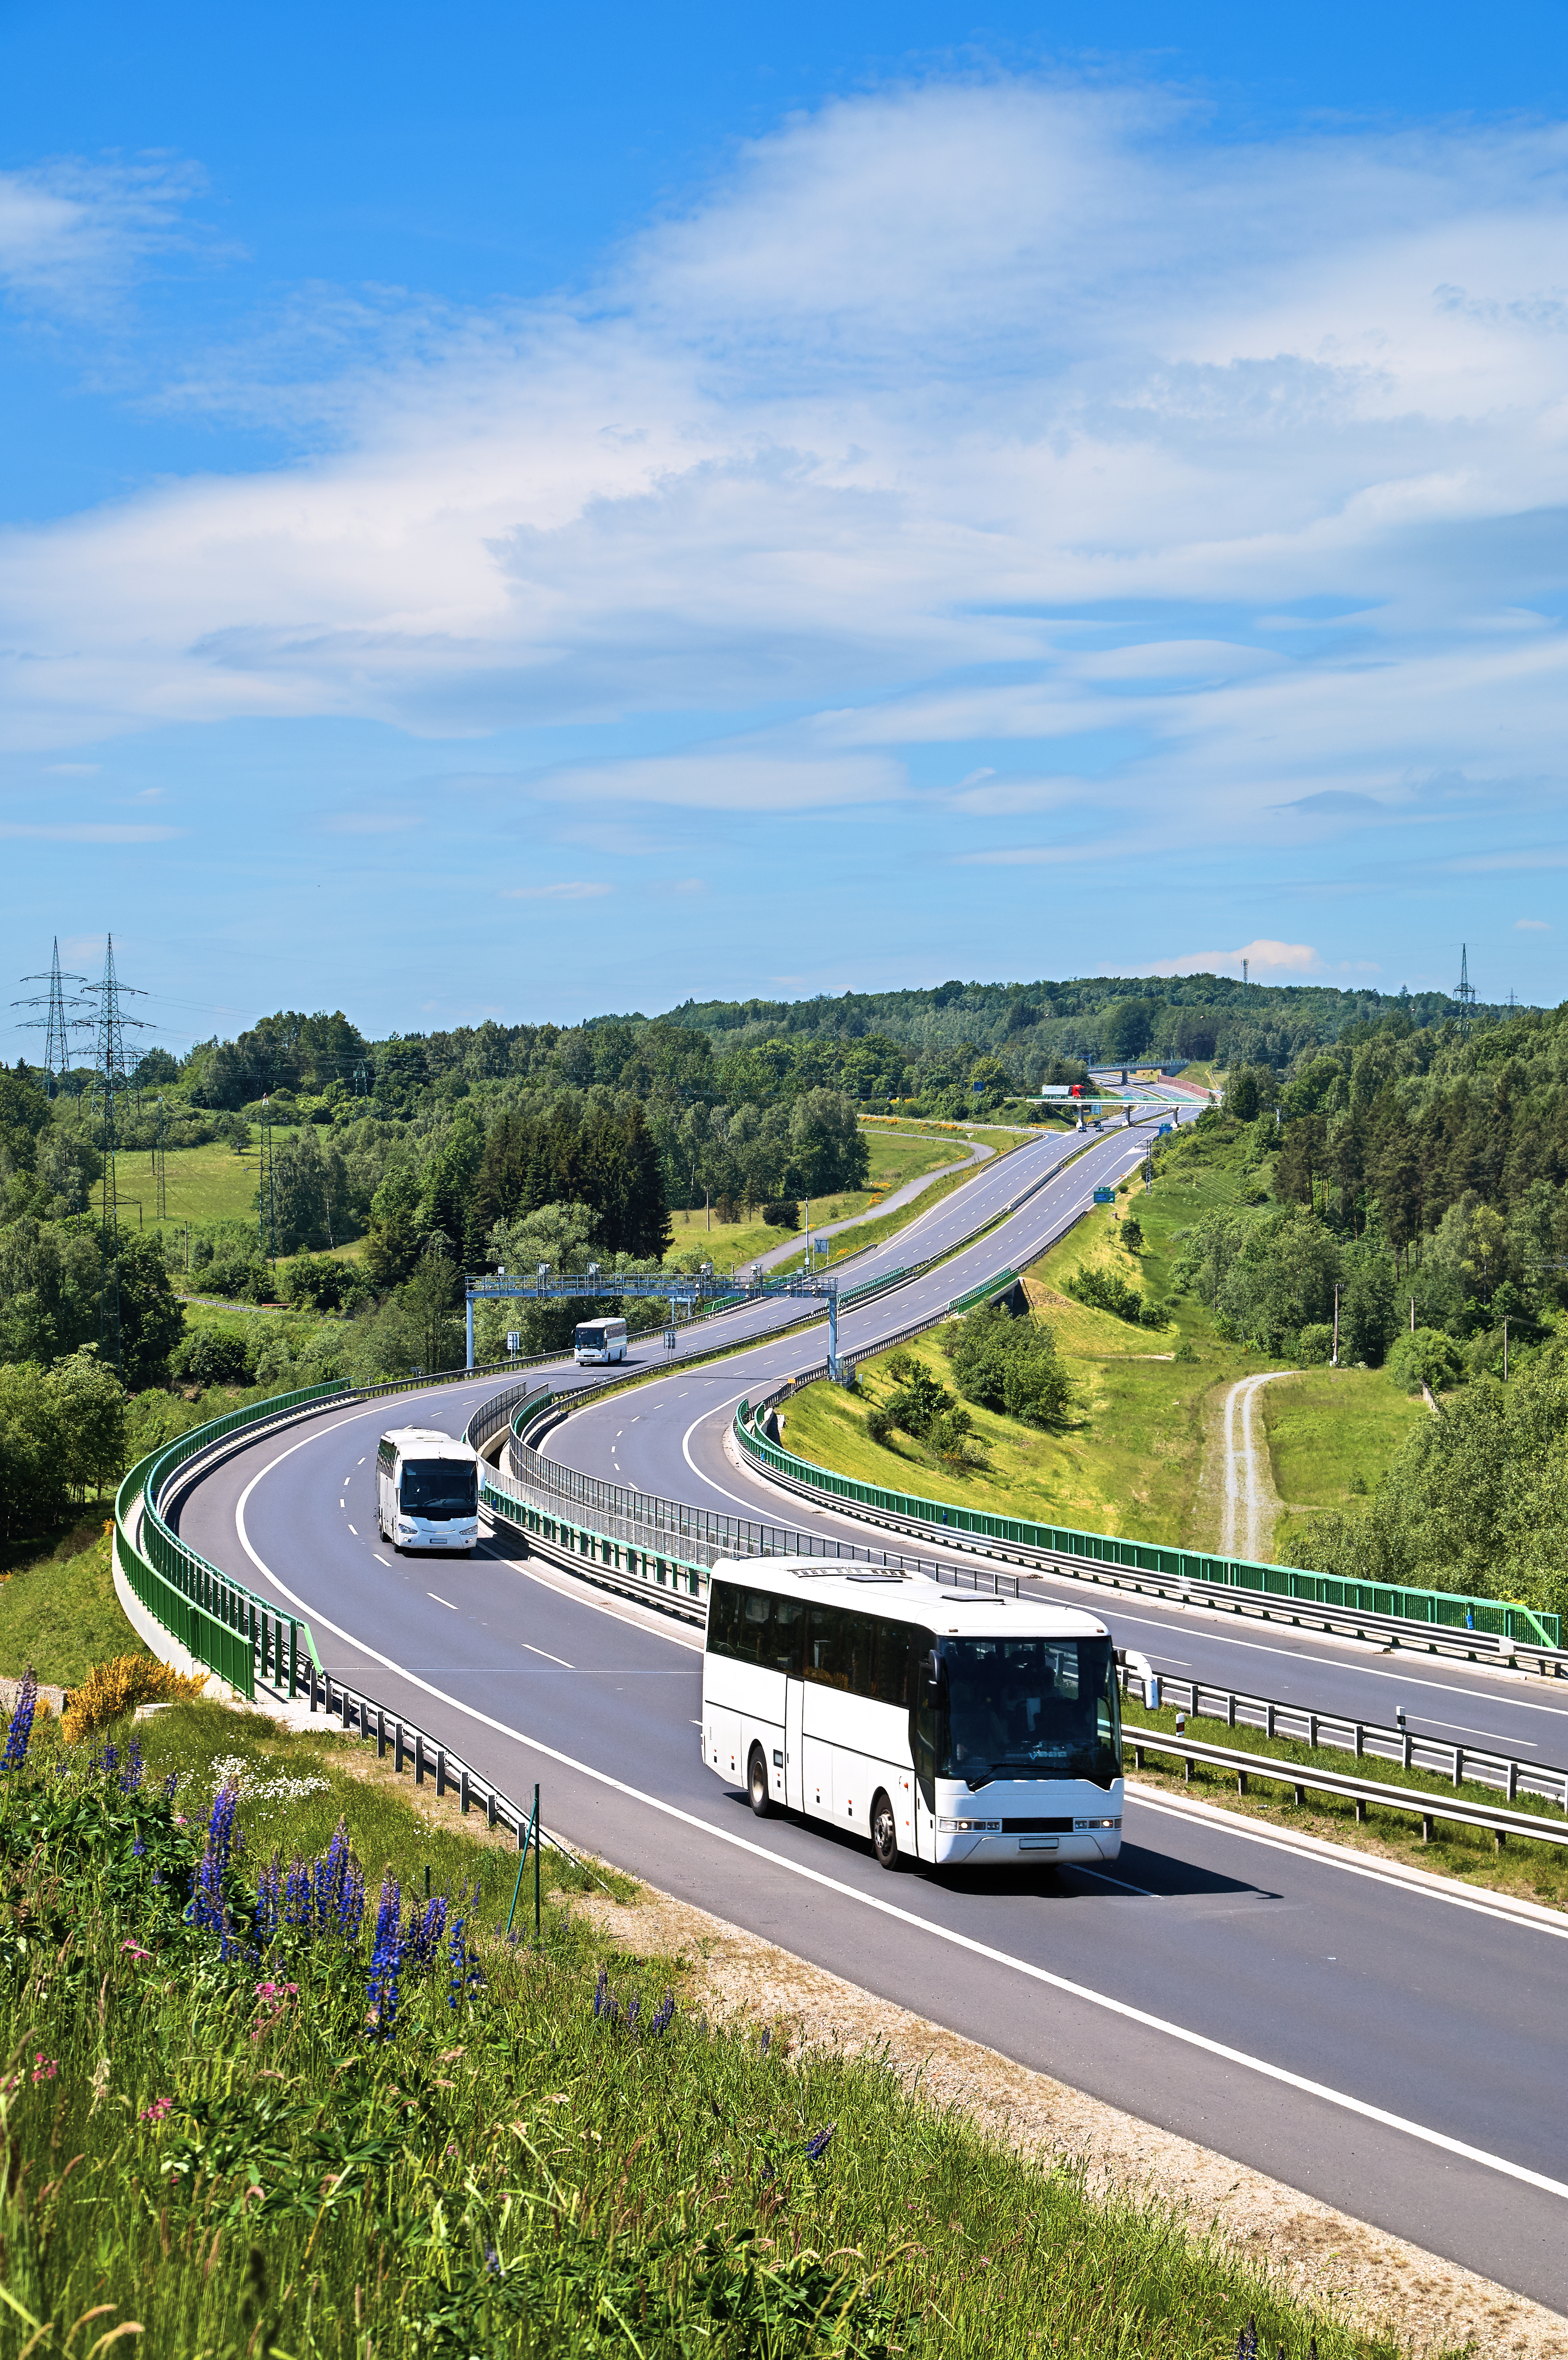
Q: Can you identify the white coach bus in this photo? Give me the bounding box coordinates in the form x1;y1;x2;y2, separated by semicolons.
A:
375;1426;479;1553
700;1561;1126;1871
574;1316;629;1365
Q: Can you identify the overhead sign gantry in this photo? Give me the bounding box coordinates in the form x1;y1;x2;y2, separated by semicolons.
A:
464;1263;846;1376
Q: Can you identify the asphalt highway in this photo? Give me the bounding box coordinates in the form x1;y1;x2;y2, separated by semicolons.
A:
169;1133;1568;2309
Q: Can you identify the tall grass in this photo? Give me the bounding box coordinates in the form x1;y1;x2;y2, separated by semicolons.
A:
0;1701;1391;2359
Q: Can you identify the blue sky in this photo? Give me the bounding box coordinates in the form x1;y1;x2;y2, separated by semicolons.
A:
3;0;1568;1055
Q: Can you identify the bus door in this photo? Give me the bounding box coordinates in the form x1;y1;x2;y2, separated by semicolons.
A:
784;1676;804;1813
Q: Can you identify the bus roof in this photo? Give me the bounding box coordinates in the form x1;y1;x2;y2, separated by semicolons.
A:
380;1426;477;1461
708;1557;1107;1640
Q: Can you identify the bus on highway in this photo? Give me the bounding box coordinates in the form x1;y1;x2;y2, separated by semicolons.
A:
574;1316;628;1365
375;1426;479;1553
700;1560;1125;1871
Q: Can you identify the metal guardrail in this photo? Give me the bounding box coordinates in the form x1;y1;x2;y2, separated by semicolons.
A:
119;1352;577;1698
1121;1723;1568;1851
1131;1671;1568;1812
731;1402;1565;1669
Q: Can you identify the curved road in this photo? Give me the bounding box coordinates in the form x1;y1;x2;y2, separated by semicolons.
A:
171;1128;1568;2314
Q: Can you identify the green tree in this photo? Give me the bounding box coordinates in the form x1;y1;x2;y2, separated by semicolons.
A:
49;1349;127;1499
364;1163;423;1288
0;1361;66;1542
947;1303;1077;1429
1385;1328;1464;1396
1102;999;1153;1062
117;1230;185;1389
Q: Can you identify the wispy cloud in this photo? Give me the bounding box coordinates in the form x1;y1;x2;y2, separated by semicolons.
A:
500;880;612;900
1516;917;1552;931
0;821;178;842
0;157;206;317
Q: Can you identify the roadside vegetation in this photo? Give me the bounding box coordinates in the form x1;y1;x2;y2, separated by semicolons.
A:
0;1683;1386;2360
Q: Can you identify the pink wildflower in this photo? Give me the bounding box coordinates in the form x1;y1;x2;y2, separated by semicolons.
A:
30;2053;58;2084
121;1938;152;1964
140;2096;172;2125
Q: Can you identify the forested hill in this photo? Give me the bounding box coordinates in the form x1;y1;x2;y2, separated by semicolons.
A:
661;974;1486;1080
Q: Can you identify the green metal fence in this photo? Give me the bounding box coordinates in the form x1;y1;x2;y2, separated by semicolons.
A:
733;1400;1560;1649
945;1267;1020;1316
114;1383;346;1699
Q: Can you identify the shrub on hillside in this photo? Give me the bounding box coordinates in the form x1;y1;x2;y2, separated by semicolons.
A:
946;1303;1077;1429
760;1199;799;1229
171;1328;255;1389
1386;1328;1465;1396
61;1653;207;1741
1066;1264;1164;1328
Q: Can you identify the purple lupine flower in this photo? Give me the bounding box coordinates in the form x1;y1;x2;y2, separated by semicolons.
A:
162;1770;179;1804
120;1740;145;1794
366;1873;404;2036
446;1901;468;2011
650;1991;675;2036
625;1996;641;2034
3;1671;39;1772
340;1864;365;1940
759;2028;770;2055
283;1857;311;1930
804;2124;836;2163
255;1859;282;1946
592;1967;610;2020
207;1781;239;1875
132;1838;146;1859
404;1892;446;1968
95;1741;119;1780
484;2247;501;2280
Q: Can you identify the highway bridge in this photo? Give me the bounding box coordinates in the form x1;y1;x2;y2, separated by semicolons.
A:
159;1119;1568;2315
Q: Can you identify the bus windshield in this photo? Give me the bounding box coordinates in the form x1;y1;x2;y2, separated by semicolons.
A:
575;1324;610;1348
399;1460;477;1520
940;1635;1120;1787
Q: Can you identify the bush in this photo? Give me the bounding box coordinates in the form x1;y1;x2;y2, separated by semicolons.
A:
1386;1327;1465;1396
201;1249;273;1303
1066;1264;1156;1326
61;1653;207;1741
172;1328;255;1389
946;1303;1076;1430
760;1199;800;1230
865;1402;894;1448
282;1254;366;1314
1298;1323;1335;1365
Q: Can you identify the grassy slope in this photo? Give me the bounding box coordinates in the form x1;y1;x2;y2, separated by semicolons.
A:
0;1524;147;1684
788;1125;1427;1554
0;1696;1383;2360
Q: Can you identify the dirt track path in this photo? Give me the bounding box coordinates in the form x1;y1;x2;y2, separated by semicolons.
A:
1219;1368;1295;1560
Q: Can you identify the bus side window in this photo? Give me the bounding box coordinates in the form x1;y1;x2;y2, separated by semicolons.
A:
805;1603;847;1689
771;1597;806;1678
708;1581;743;1659
874;1618;914;1708
741;1589;772;1667
842;1610;875;1700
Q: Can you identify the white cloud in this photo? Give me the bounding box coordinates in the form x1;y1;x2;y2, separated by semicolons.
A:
530;750;903;811
0;821;177;842
2;76;1568;882
500;880;612;901
1144;938;1321;977
1516;917;1552;930
0;158;204;315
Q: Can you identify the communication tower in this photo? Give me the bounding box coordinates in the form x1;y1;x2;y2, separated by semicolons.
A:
12;938;90;1096
82;937;149;1374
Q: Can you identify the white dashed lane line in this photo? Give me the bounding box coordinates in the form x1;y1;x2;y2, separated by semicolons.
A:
523;1643;574;1667
428;1593;457;1610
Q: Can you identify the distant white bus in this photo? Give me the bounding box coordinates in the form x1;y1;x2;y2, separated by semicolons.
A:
375;1426;479;1553
574;1316;628;1365
700;1560;1125;1871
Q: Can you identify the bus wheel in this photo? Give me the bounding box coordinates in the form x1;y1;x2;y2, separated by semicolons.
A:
871;1791;898;1869
747;1746;772;1818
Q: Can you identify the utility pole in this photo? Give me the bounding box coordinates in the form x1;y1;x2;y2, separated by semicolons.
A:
1503;1317;1509;1381
258;1094;278;1265
1331;1281;1341;1368
1409;1296;1416;1334
82;936;148;1375
153;1095;169;1221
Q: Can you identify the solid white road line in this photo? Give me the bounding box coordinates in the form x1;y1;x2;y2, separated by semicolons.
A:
231;1456;1568;2205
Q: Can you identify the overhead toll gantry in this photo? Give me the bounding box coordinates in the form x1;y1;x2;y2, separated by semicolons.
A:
464;1262;846;1377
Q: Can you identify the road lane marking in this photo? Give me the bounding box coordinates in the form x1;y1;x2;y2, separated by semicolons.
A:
222;1508;1568;2206
524;1643;573;1667
428;1592;457;1610
348;1524;357;1535
374;1554;390;1565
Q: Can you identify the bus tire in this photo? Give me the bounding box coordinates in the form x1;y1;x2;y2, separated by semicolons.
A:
871;1790;898;1869
747;1745;772;1818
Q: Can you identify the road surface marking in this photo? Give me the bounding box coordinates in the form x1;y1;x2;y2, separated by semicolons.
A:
224;1492;1568;2208
374;1554;390;1565
348;1524;357;1536
428;1592;457;1610
524;1643;573;1667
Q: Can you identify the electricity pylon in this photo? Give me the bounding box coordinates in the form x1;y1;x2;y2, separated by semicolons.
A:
258;1094;278;1264
82;937;149;1374
1455;944;1477;1033
12;938;90;1096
